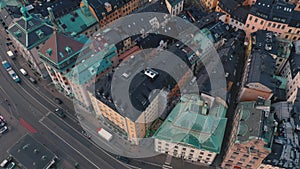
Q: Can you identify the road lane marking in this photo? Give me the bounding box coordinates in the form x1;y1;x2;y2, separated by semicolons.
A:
39;119;101;169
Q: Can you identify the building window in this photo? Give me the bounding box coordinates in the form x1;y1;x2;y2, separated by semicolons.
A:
282;25;286;29
277;24;281;29
254;18;258;23
260;20;264;25
249;16;253;20
267;22;271;27
249;160;255;164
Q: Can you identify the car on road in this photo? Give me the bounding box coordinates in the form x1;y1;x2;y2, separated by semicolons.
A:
0;126;8;134
54;98;62;104
19;68;27;76
55;108;66;118
6;162;15;169
29;76;37;84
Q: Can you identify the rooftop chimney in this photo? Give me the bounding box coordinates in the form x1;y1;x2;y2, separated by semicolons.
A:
104;2;112;13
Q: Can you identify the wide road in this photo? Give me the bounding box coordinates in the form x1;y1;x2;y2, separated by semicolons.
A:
0;35;134;169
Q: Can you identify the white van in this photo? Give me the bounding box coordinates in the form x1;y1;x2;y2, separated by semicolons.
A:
0;159;8;167
19;68;27;76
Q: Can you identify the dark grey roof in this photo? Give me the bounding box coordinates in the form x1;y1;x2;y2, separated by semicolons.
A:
8;134;56;169
207;22;233;43
135;0;169;13
289;53;300;78
218;0;239;14
250;0;300;27
195;12;225;29
263;101;300;168
88;0;131;20
27;0;81;18
7;14;53;49
246;50;277;90
217;31;245;82
250;0;275;20
251;30;292;58
92;51;183;121
231;6;250;23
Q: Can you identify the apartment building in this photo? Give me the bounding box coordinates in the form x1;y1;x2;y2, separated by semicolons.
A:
251;30;292;74
81;0;141;28
221;99;277;169
244;0;300;41
215;0;250;31
48;1;99;38
217;30;245;91
7;7;53;78
259;101;299;169
39;31;89;96
153;94;228;165
239;50;276;101
281;52;300;103
88;52;179;144
165;0;184;16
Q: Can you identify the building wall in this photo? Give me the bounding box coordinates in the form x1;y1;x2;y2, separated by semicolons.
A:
45;65;73;95
244;14;300;41
215;5;244;31
287;72;300;103
8;33;47;78
85;0;140;28
239;85;273;102
88;90;150;145
165;0;184;16
221;139;271;169
154;139;217;164
259;164;284;169
200;0;218;11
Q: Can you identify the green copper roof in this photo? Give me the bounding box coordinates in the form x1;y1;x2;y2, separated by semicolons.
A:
153;94;227;153
57;7;97;35
235;100;276;147
273;75;287;90
66;44;117;85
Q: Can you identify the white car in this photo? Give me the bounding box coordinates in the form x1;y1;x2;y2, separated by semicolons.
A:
19;68;27;76
0;126;8;134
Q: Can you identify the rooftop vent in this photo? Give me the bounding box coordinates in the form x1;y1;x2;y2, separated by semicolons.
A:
144;68;158;79
104;2;112;13
65;46;72;54
265;44;272;51
14;30;22;38
35;29;44;39
46;48;52;56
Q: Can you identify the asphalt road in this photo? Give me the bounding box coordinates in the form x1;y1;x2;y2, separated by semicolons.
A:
0;31;135;169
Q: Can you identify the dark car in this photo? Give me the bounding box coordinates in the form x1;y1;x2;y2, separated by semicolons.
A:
54;98;62;104
55;108;66;118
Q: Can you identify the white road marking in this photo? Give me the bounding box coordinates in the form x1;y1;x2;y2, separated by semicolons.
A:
39;119;101;169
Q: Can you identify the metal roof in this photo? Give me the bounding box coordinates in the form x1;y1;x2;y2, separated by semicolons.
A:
153;94;227;153
235;100;276;146
8;134;56;169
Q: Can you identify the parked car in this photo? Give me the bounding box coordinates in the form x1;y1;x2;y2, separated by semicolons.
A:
29;76;37;84
6;162;15;169
0;121;6;128
54;98;62;104
0;159;8;168
0;126;8;134
55;108;66;118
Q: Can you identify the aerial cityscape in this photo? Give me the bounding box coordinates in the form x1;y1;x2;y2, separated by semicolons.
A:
0;0;299;169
